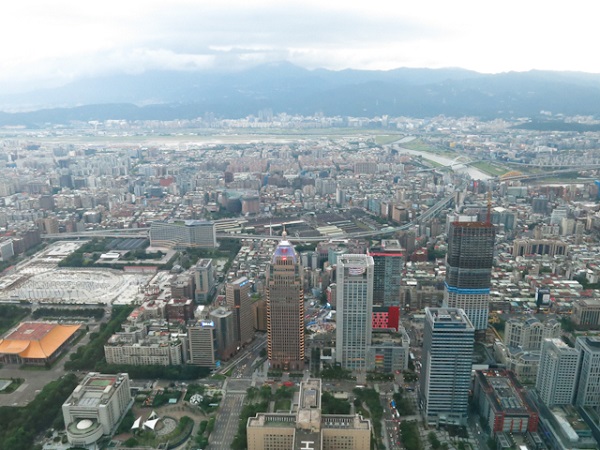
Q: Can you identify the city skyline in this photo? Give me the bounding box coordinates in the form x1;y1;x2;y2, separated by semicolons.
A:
1;1;598;95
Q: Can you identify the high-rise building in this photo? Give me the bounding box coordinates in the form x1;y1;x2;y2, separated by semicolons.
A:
194;259;215;303
574;336;600;407
247;378;371;450
420;307;474;426
504;317;561;351
226;277;254;347
187;319;217;368
266;234;305;371
336;254;374;374
368;239;404;307
444;221;495;332
536;338;581;406
210;307;237;361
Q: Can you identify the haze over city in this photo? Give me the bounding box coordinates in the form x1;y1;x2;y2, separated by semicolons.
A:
2;2;600;450
2;0;598;94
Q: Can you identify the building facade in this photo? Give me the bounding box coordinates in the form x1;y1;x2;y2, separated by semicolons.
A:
266;235;305;371
194;258;215;303
536;338;581;406
187;319;217;368
104;328;183;366
226;276;254;347
62;373;132;447
368;328;410;373
247;379;371;450
572;298;600;327
420;307;474;425
575;336;600;407
504;316;561;351
444;221;495;331
336;254;374;373
368;239;404;307
149;220;216;249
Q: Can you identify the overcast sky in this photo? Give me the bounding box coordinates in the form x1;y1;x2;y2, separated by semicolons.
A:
1;0;596;93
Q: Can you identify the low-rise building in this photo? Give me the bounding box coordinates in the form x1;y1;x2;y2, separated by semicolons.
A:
474;369;539;435
62;372;132;447
247;378;371;450
368;328;410;373
104;326;183;366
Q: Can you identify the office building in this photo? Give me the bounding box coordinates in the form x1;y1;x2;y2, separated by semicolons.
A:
209;307;237;361
444;221;495;332
575;337;600;407
253;299;267;332
369;240;404;307
266;233;305;371
149;220;216;249
336;254;374;373
536;338;581;406
226;276;254;347
247;378;371;450
194;258;215;303
187;319;217;368
572;298;600;327
420;307;474;426
504;316;560;351
62;372;132;447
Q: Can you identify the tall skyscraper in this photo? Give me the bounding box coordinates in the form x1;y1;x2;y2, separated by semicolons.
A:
444;221;495;332
226;276;253;347
194;258;215;303
266;234;305;371
336;254;374;373
368;239;404;307
420;307;474;426
575;336;600;407
536;338;581;406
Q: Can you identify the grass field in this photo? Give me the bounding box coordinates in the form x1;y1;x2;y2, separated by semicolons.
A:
470;161;511;177
398;138;456;156
375;134;404;145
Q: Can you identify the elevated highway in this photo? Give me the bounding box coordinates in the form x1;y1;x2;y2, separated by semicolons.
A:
41;185;461;244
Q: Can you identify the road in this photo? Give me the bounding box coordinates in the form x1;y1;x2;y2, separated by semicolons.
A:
206;393;245;450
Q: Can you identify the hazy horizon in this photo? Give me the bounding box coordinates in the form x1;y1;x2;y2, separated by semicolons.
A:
2;1;598;95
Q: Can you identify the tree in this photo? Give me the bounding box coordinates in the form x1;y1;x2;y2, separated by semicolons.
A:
428;431;441;449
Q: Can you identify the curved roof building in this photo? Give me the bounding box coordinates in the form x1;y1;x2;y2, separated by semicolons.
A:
0;322;81;365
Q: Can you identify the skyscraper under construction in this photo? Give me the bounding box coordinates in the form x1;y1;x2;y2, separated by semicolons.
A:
444;221;495;332
266;233;305;371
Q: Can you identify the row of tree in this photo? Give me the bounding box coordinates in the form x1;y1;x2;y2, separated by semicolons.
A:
0;373;79;450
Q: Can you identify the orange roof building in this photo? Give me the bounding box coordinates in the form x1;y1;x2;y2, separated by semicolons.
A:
0;322;81;365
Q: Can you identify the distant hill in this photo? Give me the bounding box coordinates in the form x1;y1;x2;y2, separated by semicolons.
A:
2;63;600;126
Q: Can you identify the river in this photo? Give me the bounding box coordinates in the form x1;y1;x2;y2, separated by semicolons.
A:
393;136;491;180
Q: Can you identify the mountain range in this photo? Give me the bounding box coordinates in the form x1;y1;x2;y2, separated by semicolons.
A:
2;62;600;126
